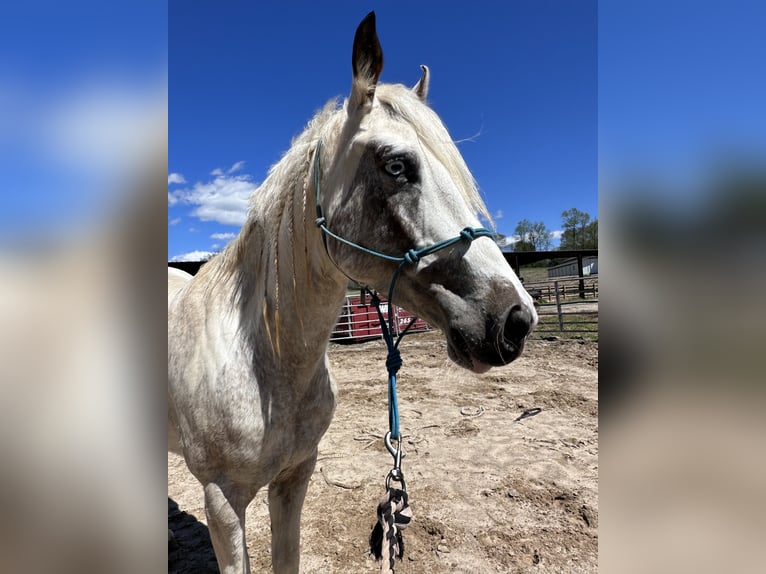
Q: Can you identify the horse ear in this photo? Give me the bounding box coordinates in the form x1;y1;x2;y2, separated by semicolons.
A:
412;65;430;101
350;11;384;113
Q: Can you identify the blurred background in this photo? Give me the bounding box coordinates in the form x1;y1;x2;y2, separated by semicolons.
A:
0;1;764;573
600;1;766;572
0;1;166;573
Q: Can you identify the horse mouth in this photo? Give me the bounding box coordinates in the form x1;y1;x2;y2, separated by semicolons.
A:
446;326;525;374
446;329;495;374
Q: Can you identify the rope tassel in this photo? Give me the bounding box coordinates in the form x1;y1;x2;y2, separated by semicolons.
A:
370;488;412;572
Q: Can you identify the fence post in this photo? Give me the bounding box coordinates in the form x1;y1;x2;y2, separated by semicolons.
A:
554;280;564;332
577;253;585;299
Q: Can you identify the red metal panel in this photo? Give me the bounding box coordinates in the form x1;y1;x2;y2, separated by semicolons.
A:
347;296;389;340
330;296;430;343
394;306;429;335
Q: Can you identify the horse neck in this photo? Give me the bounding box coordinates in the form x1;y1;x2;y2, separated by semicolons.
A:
221;140;348;376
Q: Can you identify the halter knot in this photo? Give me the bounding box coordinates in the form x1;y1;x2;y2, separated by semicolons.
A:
403;249;420;265
460;227;478;241
315;216;326;227
385;347;403;375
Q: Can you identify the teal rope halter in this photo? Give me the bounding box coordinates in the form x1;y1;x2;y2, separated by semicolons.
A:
312;139;493;482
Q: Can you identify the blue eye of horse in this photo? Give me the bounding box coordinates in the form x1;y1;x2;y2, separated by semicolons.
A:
384;160;406;177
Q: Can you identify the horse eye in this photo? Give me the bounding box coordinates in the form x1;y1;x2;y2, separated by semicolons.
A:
384;160;406;177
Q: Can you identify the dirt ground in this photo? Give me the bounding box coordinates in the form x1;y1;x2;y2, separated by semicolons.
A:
168;331;598;573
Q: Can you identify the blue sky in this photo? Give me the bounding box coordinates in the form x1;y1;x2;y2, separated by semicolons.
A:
168;1;597;260
0;1;165;242
1;2;761;260
599;0;766;198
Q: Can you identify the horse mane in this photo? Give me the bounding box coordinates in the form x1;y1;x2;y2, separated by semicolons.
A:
203;82;493;352
198;98;344;353
201;101;335;276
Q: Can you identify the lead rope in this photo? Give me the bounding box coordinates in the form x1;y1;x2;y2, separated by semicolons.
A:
365;290;412;573
312;139;492;571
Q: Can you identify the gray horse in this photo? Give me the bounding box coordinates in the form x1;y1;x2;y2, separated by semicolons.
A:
168;12;536;574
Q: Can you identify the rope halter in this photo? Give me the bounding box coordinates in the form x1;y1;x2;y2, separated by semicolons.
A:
312;138;493;442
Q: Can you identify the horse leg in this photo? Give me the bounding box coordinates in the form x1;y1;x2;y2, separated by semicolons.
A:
268;452;317;574
204;480;254;574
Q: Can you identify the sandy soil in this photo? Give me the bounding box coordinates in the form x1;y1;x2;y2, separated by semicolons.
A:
169;331;598;573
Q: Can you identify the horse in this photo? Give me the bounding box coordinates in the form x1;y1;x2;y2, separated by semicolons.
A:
168;12;537;574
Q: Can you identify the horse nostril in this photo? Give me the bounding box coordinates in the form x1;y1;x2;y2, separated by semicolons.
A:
503;304;533;347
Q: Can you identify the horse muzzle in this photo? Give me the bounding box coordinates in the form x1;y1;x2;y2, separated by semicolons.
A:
446;302;537;373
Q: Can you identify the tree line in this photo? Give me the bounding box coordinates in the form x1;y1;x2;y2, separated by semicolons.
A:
500;208;598;251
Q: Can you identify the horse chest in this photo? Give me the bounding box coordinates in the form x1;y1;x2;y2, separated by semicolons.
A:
204;359;335;473
261;368;337;463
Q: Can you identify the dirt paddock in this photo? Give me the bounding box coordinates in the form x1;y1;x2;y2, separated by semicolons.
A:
169;331;598;573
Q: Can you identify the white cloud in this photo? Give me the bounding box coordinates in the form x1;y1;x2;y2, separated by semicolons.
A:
492;209;504;220
167;191;178;206
496;235;517;247
168;173;186;185
172;172;257;226
211;232;236;240
550;230;564;240
169;217;181;226
169;250;216;262
227;161;245;174
207;161;245;177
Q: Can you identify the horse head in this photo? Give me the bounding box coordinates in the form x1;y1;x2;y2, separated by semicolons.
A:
319;12;537;373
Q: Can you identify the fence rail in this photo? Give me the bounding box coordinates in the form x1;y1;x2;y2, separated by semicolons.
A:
329;275;598;344
168;262;597;343
525;275;598;338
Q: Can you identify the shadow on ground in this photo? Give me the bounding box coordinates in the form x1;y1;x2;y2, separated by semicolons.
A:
168;497;219;574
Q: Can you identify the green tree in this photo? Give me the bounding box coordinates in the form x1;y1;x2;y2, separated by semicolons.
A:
514;219;534;251
513;239;536;252
529;220;553;251
583;219;598;249
560;208;596;249
514;219;552;251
